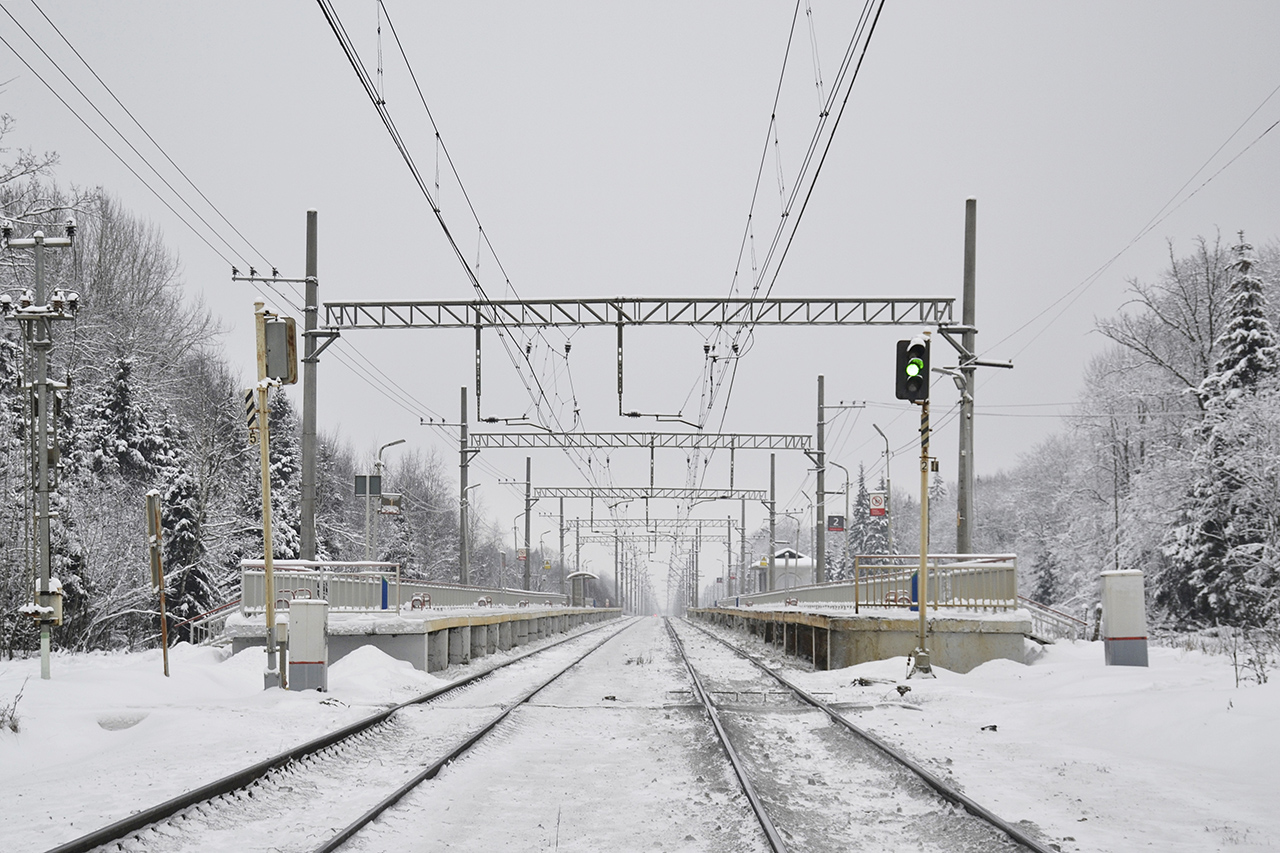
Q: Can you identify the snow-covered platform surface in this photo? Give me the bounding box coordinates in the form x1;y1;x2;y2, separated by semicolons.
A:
691;604;1031;672
225;605;620;672
1;628;1275;853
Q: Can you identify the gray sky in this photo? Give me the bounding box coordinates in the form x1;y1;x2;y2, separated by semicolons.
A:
4;1;1280;598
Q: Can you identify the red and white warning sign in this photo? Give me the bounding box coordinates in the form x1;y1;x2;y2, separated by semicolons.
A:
869;492;887;517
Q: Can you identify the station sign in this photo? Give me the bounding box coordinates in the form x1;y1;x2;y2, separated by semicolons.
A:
827;514;845;532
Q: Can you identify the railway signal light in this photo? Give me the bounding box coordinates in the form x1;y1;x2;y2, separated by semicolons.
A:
895;335;930;402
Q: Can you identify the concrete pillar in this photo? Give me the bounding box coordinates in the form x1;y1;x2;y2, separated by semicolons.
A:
470;625;486;659
427;629;449;672
486;623;498;654
515;619;529;646
449;626;470;665
498;620;513;650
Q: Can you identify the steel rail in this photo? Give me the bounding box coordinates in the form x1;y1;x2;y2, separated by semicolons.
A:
664;618;789;853
315;617;643;852
43;616;627;853
681;617;1058;853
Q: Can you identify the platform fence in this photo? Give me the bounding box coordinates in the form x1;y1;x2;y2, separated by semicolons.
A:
240;561;569;614
712;554;1018;613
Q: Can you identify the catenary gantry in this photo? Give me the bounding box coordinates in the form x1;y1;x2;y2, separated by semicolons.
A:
323;297;954;329
469;432;810;451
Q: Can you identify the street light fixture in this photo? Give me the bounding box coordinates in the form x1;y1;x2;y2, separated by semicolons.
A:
873;424;894;554
828;460;851;578
366;439;405;560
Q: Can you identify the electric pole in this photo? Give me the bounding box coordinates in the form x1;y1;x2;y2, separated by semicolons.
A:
957;198;977;553
301;211;318;561
2;218;77;681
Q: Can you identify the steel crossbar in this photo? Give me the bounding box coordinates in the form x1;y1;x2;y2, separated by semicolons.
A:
323;297;954;329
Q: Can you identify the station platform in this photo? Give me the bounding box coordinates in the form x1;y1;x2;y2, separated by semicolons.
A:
226;606;621;674
688;605;1031;672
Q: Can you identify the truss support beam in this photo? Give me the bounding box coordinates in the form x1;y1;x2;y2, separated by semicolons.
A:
324;296;955;330
534;487;767;502
570;518;739;530
470;432;811;451
577;534;701;545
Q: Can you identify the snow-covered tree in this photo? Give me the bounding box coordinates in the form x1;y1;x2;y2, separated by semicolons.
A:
161;469;219;640
1164;236;1279;626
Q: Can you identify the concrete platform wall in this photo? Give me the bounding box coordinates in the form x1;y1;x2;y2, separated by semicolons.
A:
230;608;621;675
689;608;1029;673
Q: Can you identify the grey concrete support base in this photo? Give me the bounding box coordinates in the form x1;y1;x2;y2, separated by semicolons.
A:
1104;637;1149;667
449;626;470;666
427;630;448;672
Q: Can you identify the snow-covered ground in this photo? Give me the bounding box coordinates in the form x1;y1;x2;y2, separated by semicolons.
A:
1;621;1276;853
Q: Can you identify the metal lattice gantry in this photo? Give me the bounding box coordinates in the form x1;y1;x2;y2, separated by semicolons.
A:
323;296;954;329
569;517;741;531
533;487;767;502
576;534;703;546
469;432;811;451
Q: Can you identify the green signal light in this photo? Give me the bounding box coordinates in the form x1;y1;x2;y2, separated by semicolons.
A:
905;358;924;378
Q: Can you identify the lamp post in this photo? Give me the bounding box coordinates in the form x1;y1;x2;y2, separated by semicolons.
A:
538;529;552;590
829;460;851;579
511;510;525;589
366;439;404;561
459;482;479;582
873;423;894;554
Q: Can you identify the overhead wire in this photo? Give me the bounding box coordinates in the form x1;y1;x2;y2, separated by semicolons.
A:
318;0;605;492
987;78;1280;361
3;1;534;492
23;0;275;269
0;17;240;266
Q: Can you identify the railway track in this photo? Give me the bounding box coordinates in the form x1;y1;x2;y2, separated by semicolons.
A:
48;614;1057;853
47;616;634;853
668;616;1057;853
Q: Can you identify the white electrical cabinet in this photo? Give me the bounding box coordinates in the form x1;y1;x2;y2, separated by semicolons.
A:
287;599;329;690
1101;570;1148;667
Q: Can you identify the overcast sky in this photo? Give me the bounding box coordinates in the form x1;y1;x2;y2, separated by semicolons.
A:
4;2;1280;598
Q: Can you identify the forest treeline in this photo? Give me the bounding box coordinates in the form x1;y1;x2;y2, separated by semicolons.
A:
0;121;530;656
964;234;1280;631
4;116;1278;656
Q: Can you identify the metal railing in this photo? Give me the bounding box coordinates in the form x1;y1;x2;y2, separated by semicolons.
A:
177;599;241;645
713;554;1018;612
240;561;569;614
1018;595;1089;641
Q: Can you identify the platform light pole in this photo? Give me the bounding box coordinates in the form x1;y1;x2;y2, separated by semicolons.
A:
873;423;894;554
367;439;404;560
829;460;851;579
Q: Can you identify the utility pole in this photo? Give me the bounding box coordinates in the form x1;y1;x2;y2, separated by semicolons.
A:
558;497;566;596
911;349;934;679
524;456;533;591
3;219;77;681
769;453;777;592
957;198;977;554
254;300;281;689
459;386;470;583
301;211;318;561
815;375;826;584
